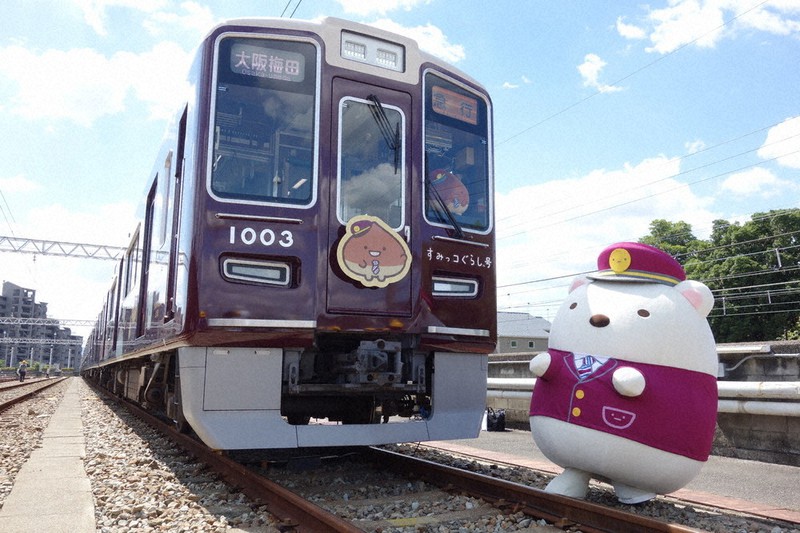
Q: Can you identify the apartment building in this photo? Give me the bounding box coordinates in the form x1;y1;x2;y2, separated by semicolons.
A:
0;281;83;369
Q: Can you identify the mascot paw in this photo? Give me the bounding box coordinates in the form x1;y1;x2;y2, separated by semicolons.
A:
613;482;656;504
545;468;591;499
529;351;552;377
612;366;645;397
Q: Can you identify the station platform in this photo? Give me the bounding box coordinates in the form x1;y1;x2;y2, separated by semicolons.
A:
0;378;94;532
428;427;800;525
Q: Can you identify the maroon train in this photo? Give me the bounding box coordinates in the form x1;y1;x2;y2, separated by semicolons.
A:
81;17;496;450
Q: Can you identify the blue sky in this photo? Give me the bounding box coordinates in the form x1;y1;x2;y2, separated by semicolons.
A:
0;0;798;337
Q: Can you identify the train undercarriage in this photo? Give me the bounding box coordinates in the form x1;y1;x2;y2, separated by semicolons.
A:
85;340;487;449
86;337;438;432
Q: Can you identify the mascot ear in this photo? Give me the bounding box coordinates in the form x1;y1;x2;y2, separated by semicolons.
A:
568;276;591;294
675;280;714;317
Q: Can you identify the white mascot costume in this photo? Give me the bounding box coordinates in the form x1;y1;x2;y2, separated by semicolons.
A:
529;242;718;504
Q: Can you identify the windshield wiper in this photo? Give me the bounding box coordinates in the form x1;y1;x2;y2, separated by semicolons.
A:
367;94;400;174
426;173;465;239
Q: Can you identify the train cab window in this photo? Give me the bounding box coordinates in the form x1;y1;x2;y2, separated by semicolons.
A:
423;73;492;233
209;37;318;206
337;97;406;230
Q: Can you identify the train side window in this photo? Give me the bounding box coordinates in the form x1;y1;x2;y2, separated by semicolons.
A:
337;97;406;229
158;152;172;247
123;230;140;297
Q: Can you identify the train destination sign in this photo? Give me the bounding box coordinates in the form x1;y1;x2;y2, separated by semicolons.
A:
230;43;305;82
431;85;478;125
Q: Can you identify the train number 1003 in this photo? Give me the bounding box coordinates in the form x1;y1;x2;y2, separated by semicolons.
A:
229;226;294;248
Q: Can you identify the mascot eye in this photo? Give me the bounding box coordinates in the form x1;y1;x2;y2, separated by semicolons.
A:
637;309;650;318
569;302;578;310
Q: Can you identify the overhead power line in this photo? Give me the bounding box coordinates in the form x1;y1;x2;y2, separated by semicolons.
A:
498;147;800;241
280;0;303;18
0;189;17;237
497;127;800;233
498;0;772;147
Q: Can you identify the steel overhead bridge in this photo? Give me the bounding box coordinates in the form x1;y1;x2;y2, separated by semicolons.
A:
0;319;93;345
0;235;126;261
0;318;95;327
0;236;117;343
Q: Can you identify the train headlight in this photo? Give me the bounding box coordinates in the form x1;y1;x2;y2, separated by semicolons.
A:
341;31;405;72
432;276;478;298
222;258;291;286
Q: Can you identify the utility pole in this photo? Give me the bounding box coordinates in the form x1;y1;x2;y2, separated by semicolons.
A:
49;332;55;372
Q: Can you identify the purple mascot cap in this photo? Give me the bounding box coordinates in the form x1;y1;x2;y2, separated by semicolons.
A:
588;242;686;286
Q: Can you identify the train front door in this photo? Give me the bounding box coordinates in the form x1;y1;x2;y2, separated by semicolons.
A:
326;79;413;317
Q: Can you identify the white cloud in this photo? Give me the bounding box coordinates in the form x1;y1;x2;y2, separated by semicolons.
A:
577;54;623;93
639;0;800;54
0;46;126;126
0;174;40;194
143;1;217;37
119;42;194;121
0;42;192;126
739;0;800;35
369;19;465;63
685;139;707;154
645;0;726;54
496;155;717;318
2;200;139;338
719;167;789;197
72;0;168;36
616;16;647;39
758;115;800;168
336;0;430;16
22;201;137;245
502;76;533;90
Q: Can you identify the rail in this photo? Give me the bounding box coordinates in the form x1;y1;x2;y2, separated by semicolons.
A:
369;447;698;533
0;377;68;413
87;382;359;532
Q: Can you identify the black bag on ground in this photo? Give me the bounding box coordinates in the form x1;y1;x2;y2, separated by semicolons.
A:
486;407;505;431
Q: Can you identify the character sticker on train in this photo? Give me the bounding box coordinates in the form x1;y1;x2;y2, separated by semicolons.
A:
430;169;469;215
336;215;411;288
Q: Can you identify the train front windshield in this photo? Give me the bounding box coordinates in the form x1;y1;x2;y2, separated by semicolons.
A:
424;74;491;233
209;36;318;205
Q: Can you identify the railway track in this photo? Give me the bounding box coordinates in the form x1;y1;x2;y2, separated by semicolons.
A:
98;384;712;532
0;377;67;413
367;447;699;532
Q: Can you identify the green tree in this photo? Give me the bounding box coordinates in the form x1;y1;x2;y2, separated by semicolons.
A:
640;219;699;257
640;209;800;343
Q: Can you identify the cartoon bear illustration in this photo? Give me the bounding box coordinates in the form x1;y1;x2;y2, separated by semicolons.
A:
336;215;411;288
529;242;718;504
